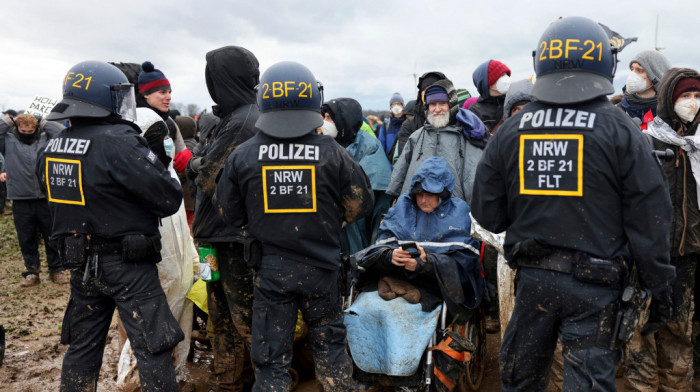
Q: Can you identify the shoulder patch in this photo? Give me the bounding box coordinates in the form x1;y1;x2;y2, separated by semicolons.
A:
145;150;159;165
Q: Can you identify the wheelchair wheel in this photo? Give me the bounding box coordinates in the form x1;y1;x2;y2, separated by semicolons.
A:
455;306;486;391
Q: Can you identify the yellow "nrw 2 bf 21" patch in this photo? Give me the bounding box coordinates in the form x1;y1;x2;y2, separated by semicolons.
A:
46;157;85;205
519;134;583;196
262;165;316;213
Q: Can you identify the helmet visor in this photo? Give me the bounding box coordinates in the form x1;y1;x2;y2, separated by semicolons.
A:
111;83;137;122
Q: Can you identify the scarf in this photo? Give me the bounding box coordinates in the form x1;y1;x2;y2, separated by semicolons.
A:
645;117;700;208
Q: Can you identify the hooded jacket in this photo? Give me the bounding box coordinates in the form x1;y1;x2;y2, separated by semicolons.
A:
648;68;700;256
388;78;484;203
190;46;260;243
469;60;506;133
359;157;484;313
503;79;534;120
324;98;392;254
324;98;392;191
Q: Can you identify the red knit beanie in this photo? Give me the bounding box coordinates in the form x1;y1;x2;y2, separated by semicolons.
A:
672;78;700;103
487;60;511;87
138;61;171;95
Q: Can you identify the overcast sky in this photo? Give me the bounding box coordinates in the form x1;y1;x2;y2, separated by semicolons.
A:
1;0;697;114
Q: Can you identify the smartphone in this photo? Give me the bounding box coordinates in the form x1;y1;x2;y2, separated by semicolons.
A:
400;242;421;258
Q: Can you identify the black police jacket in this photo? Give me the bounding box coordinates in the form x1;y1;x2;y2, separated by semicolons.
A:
215;131;374;270
471;97;675;294
37;120;183;238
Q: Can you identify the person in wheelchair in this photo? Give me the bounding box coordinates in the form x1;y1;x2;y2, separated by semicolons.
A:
345;156;486;391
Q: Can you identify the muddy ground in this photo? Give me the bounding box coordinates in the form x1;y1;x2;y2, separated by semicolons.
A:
0;210;624;391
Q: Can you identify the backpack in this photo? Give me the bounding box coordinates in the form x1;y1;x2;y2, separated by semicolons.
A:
430;329;475;391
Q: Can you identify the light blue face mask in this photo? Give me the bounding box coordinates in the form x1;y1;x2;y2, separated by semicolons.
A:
163;138;174;157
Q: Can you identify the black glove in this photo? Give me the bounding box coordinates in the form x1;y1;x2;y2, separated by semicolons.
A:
641;291;672;336
143;123;171;168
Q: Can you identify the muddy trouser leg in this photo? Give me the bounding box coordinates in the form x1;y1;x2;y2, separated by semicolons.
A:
105;253;183;392
251;256;300;392
558;273;619;392
218;242;254;387
624;330;659;392
60;271;114;392
207;278;246;392
300;268;353;392
12;199;41;276
500;268;560;392
657;255;695;391
694;261;700;391
549;340;564;392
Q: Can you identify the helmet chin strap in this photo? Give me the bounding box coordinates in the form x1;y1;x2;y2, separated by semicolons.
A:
610;46;619;80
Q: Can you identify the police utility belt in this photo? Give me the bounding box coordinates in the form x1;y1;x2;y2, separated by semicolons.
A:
514;239;627;285
59;233;162;275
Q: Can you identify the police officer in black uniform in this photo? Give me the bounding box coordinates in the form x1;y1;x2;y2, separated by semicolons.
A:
215;61;374;391
470;17;676;391
39;61;184;392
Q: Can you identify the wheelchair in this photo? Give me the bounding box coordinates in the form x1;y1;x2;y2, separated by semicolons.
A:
340;252;487;391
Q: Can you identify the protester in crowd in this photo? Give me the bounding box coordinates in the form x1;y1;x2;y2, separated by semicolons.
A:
175;115;198;229
503;79;534;120
629;67;700;391
137;61;193;173
471;17;674;390
0;112;15;214
116;107;197;390
462;96;478;110
394;72;446;158
387;76;487;204
618;50;671;129
358;156;484;309
366;115;382;135
187;45;260;391
377;92;407;158
456;88;472;108
41;60;184;392
321;97;393;253
215;60;373;391
0;112;65;287
469;59;512;134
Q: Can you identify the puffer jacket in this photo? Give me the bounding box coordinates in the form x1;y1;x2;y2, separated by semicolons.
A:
648;67;700;256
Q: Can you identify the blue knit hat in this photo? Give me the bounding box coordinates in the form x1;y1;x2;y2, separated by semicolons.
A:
390;92;404;106
424;86;448;104
138;61;171;95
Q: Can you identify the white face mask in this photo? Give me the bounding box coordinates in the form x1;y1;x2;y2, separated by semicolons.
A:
391;104;403;116
321;120;338;138
674;98;700;123
626;72;649;94
495;74;511;95
163;138;175;157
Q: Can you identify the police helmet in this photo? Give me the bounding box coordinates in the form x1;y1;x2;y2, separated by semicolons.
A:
531;16;617;104
47;61;137;122
255;61;324;139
